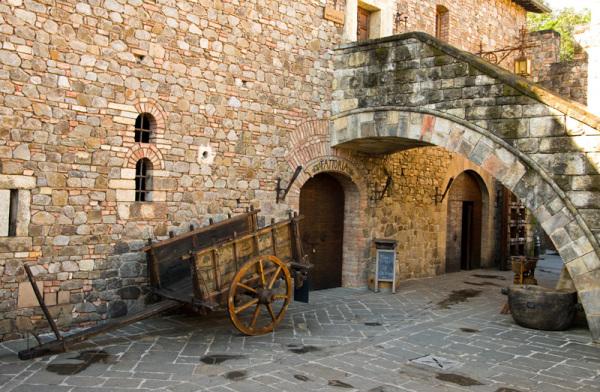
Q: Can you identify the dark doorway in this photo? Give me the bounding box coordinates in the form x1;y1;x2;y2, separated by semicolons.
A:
460;201;474;270
299;173;345;290
446;172;484;272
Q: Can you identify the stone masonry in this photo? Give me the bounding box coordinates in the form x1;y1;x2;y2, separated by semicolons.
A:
0;0;565;342
332;32;600;341
528;30;588;105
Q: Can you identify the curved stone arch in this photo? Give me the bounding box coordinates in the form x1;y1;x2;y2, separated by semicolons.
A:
332;107;600;339
285;119;371;287
125;144;165;170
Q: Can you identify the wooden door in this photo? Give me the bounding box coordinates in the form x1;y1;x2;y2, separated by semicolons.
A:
299;173;345;290
357;7;370;41
461;202;474;270
445;200;462;273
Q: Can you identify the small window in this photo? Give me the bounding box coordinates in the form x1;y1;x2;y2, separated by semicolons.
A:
134;113;155;143
435;5;449;42
0;189;18;237
135;159;152;202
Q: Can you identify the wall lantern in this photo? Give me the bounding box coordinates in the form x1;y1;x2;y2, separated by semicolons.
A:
276;166;302;203
433;177;454;205
513;55;531;77
477;26;537;77
395;12;409;33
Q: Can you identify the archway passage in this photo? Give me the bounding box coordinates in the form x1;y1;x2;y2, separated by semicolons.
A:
446;171;484;272
299;173;345;290
331;32;600;341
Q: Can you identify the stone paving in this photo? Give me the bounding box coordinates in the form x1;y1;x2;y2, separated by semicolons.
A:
0;259;599;392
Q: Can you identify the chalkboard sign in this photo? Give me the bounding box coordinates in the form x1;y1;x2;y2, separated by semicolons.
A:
377;250;395;281
375;248;396;293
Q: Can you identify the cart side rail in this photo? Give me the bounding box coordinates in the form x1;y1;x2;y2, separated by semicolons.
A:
193;215;304;306
144;210;259;290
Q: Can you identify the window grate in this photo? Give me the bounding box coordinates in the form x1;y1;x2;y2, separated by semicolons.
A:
135;159;152;202
134;113;153;143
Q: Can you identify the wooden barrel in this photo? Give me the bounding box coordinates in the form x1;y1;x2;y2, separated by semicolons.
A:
507;285;577;331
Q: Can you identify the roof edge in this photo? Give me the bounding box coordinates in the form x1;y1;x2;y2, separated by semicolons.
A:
336;32;600;131
514;0;552;13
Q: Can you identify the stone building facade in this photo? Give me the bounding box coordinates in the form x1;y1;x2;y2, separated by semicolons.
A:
0;0;578;341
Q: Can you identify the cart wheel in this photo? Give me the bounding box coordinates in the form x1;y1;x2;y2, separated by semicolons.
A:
228;255;292;335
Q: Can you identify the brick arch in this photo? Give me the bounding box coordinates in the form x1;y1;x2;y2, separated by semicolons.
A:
285;119;370;287
125;144;165;170
332;108;600;341
124;98;169;149
132;98;166;134
285;120;369;207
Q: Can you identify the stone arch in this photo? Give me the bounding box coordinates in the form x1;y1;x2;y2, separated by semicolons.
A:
286;119;370;287
125;144;165;170
332;108;600;340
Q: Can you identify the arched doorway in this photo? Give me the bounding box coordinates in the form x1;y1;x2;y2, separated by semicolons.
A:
445;171;486;272
299;173;345;290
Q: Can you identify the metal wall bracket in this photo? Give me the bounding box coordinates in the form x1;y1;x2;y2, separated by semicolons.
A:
434;177;454;204
276;166;302;203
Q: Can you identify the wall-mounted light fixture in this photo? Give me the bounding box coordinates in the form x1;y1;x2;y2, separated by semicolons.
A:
395;12;409;33
433;177;454;204
477;26;536;76
372;168;392;201
513;54;532;77
276;166;302;203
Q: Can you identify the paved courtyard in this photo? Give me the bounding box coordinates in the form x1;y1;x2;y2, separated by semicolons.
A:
0;256;598;392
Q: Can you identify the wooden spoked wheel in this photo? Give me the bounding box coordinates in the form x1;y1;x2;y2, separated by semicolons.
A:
228;255;292;335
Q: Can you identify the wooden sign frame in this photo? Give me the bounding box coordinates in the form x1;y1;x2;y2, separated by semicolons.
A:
324;6;345;25
375;248;396;293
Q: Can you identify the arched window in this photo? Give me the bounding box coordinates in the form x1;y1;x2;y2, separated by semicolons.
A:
134;113;155;143
135;158;152;201
435;5;449;42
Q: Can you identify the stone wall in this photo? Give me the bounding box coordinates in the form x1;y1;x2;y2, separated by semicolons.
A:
361;147;498;282
400;0;527;61
528;30;588;105
0;0;527;340
537;57;588;106
0;0;342;340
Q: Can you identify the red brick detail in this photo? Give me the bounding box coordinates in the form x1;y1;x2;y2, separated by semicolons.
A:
133;99;166;130
285;119;370;287
125;144;164;170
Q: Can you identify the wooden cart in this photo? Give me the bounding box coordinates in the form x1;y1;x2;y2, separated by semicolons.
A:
511;255;538;285
18;209;309;360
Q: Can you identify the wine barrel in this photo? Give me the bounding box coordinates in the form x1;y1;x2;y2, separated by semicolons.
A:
506;285;577;331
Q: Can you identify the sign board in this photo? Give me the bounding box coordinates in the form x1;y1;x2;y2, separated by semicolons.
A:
377;250;395;281
324;7;345;25
375;249;396;293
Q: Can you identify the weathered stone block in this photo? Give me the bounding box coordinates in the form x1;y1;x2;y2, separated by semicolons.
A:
109;300;128;318
17;281;44;308
529;116;565;137
118;286;141;300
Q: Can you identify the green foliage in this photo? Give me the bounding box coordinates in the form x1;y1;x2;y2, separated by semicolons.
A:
527;8;591;61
